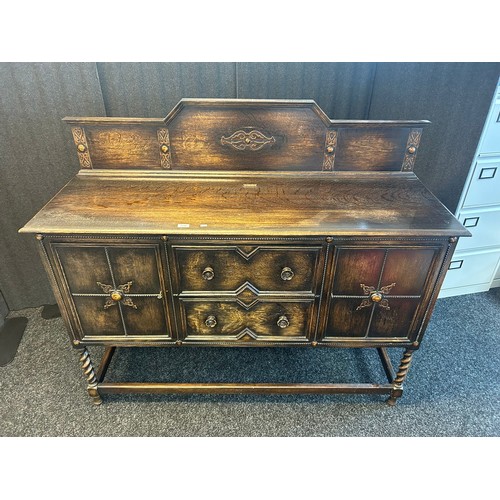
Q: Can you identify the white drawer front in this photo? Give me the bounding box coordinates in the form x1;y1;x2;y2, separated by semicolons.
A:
479;101;500;154
455;209;500;251
442;250;500;289
463;157;500;208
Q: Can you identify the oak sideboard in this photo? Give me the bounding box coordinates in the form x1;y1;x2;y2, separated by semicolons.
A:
20;98;470;405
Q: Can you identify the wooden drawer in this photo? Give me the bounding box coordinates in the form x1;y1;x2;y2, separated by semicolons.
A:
178;298;315;343
48;240;172;341
455;208;500;251
171;243;324;293
323;243;446;342
462;157;500;208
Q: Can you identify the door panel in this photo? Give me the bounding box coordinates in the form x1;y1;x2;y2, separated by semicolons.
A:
380;248;436;295
324;243;444;342
332;248;385;295
120;296;168;336
108;247;162;293
51;241;170;340
72;296;123;336
327;298;372;338
56;246;112;293
369;298;421;337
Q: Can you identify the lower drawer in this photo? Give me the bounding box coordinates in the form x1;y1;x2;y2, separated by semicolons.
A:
441;249;500;290
456;208;500;251
178;299;316;343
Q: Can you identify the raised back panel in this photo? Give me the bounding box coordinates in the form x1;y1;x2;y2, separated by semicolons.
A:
167;102;326;171
64;99;428;172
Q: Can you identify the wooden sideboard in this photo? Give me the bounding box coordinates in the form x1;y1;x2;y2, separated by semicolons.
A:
20;99;469;405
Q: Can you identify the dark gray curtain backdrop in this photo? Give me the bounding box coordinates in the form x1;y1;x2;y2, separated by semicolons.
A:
1;62;499;310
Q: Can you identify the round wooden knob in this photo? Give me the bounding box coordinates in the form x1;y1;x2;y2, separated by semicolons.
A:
202;266;215;281
77;144;86;152
281;267;294;281
205;315;217;328
161;144;169;153
277;315;290;329
110;290;124;302
407;146;416;154
370;292;383;303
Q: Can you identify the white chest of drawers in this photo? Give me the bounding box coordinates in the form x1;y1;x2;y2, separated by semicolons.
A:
440;79;500;297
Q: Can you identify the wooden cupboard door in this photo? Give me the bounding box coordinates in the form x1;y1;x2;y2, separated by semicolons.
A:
172;244;323;294
324;244;443;342
52;242;170;339
179;299;314;343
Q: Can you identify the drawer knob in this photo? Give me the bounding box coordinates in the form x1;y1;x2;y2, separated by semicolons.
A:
97;280;138;310
356;282;396;311
202;266;215;281
110;290;124;302
281;267;294;281
160;144;169;153
407;146;416;154
205;315;217;328
277;315;290;329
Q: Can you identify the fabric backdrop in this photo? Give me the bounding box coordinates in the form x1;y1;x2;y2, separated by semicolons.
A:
1;62;499;310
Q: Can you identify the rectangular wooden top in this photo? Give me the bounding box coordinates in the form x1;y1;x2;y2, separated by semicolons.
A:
20;172;470;237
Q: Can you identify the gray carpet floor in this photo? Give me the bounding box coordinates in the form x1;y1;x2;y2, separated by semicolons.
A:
1;288;499;436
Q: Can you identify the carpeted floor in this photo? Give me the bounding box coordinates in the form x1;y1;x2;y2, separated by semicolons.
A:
1;288;499;436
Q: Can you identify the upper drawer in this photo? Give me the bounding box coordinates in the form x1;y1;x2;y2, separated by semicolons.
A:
456;208;500;251
478;99;500;154
462;157;500;208
171;243;324;293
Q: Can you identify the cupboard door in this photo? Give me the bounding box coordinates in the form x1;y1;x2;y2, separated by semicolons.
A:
324;244;443;342
52;242;170;340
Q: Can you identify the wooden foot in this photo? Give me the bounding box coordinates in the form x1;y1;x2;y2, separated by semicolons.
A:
78;347;102;405
386;348;414;406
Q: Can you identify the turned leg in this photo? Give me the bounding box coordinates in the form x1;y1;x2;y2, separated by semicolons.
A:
78;347;102;405
386;348;414;406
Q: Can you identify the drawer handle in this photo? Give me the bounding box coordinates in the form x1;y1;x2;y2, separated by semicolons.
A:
280;267;294;281
356;282;396;311
97;280;137;310
205;315;217;328
202;266;215;281
479;167;497;179
463;217;479;228
277;315;290;329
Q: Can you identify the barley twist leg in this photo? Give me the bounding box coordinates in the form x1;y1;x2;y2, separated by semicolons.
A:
387;348;414;406
78;347;102;405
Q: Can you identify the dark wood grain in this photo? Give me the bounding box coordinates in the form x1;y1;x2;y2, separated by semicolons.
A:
97;382;394;395
179;299;314;342
63;99;429;172
20;173;470;237
173;245;322;293
48;240;171;341
335;127;412;171
85;125;161;170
